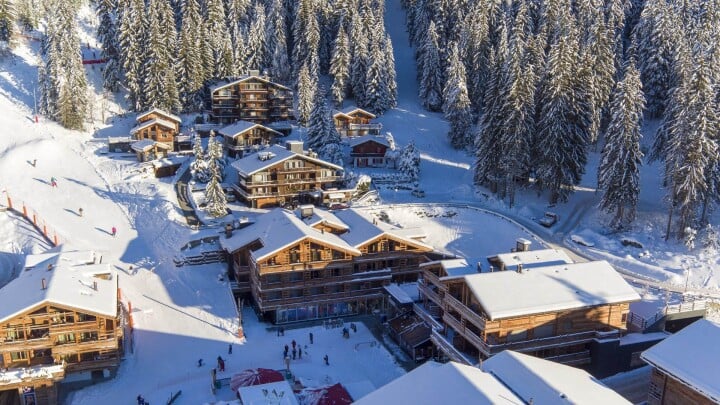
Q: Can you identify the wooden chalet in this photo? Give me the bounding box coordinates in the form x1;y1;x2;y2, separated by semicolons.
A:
0;251;123;405
229;142;346;208
130;108;181;149
419;258;640;366
130;139;171;162
641;319;720;404
209;71;294;125
333;107;382;138
218;120;283;158
219;206;433;324
349;135;393;168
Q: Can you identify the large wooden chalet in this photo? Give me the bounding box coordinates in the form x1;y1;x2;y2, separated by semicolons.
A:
641;319;719;405
129;108;181;161
218;120;283;158
219;206;433;324
349;135;394;168
333;107;382;138
0;251;123;405
209;71;293;125
229;142;348;208
418;253;640;366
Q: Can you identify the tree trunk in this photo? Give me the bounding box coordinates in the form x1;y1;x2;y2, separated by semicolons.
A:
665;205;674;241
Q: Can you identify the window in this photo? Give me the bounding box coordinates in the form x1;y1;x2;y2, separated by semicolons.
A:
57;333;76;344
621;313;628;323
534;324;554;339
332;250;345;260
331;268;341;277
289;250;300;263
266;274;281;284
10;351;28;361
506;330;527;343
311;270;321;279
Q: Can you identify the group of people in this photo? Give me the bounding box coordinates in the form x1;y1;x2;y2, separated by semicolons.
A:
283;339;302;360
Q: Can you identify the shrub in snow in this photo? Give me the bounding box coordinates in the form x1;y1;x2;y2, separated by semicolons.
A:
684;227;697;251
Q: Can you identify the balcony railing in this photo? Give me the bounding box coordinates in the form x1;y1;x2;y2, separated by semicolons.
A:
444;294;487;330
348;123;383;130
430;329;473;365
413;303;443;331
417;282;443;307
442;313;490;354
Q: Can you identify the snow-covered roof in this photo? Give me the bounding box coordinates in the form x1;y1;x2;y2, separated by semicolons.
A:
131;139;171;152
210;75;292;93
492;249;574;270
296;207;349;231
354;361;520;404
220;209;361;260
130;118;178;134
218;120;282;138
349;135;390;148
151;155;186;168
237;380;299;405
465;260;640;320
420;258;478;277
484;351;631;404
640;319;720;402
0;251;118;323
136;107;181;124
333;106;376;119
230;144;343;177
332;209;432;251
384;284;414;304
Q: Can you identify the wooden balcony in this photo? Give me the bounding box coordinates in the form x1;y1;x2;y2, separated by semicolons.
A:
257;289;385;311
444;294;486;330
430;329;472;365
417;282;443;307
52;338;120;355
413;303;443;331
349;123;383;131
65;357;120;373
0;336;52;350
442;313;490;355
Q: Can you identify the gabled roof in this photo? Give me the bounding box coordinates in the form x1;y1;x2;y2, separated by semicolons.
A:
131;139;171;152
0;251;117;323
219;209;361;260
130;118;178;134
492;248;574;270
484;351;631;404
230;144;343;177
218;120;282;139
210;75;292;93
349;135;390;148
641;319;720;402
333;106;376;119
332;209;432;251
420;258;478;278
465;260;640;320
296;208;349;232
136;108;181;124
354;361;521;404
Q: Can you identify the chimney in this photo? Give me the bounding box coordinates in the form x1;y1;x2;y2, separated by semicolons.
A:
517;263;523;273
41;278;47;290
300;204;314;219
516;238;531;252
225;222;234;239
93;281;98;291
286;141;304;154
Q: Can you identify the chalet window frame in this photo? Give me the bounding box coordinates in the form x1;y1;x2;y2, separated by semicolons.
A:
10;351;28;361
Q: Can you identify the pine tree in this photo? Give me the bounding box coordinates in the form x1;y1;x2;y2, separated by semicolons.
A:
53;1;89;129
363;32;390;114
418;21;443;111
0;0;16;47
349;11;368;104
177;0;204;110
398;141;421;181
191;132;208;181
442;42;473;149
204;159;227;218
16;0;39;31
267;0;291;83
382;34;398;111
598;61;645;228
306;86;339;151
246;3;267;71
118;0;145;110
140;0;180;112
295;62;316;126
96;0;121;92
330;26;350;107
204;0;231;78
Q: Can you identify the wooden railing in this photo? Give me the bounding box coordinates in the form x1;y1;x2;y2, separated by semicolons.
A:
430;329;472;365
413;303;443;331
442;313;490;354
629;299;709;330
444;294;486;330
417;282;443;307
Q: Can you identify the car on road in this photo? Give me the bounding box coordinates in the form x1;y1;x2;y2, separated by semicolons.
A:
538;212;559;227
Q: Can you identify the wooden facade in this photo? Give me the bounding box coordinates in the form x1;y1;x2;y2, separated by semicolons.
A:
333;108;382;138
221;124;281;158
648;368;715;405
131;109;181;149
419;262;632;365
350;138;391;168
234;154;344;209
226;215;432;324
210;74;293;125
0;302;123;404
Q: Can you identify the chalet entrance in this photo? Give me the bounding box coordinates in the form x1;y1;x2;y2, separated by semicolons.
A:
272;297;385;324
0;388;20;405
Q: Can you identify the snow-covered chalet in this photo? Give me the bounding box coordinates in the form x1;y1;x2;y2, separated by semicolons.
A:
208;71;293;125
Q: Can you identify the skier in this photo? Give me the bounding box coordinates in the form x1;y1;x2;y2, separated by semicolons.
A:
291;340;296;350
228;343;232;354
197;358;203;367
111;226;117;237
309;332;313;344
78;208;83;217
32;159;37;167
217;356;225;372
137;394;145;405
324;354;329;366
50;177;57;187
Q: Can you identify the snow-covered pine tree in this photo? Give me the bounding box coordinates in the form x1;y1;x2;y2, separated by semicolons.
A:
54;1;89;130
291;0;318;77
319;143;345;167
363;30;391;114
139;0;180;112
190;131;208;181
534;34;589;204
15;0;39;31
246;3;267;71
349;10;368;105
418;21;443;112
295;62;316;126
207;130;226;178
583;10;617;145
204;159;228;218
398;141;421;181
96;0;121;92
203;0;231;79
267;0;291;84
0;0;16;48
442;42;473;149
306;86;339;151
459;1;490;113
176;0;204;110
117;0;146;110
598;60;645;229
382;34;398;111
330;26;350;107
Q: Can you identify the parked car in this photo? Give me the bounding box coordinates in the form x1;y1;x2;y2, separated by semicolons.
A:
538;212;559;227
411;189;426;198
328;203;349;211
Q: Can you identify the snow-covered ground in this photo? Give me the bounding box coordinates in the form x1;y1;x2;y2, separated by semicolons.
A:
0;1;718;404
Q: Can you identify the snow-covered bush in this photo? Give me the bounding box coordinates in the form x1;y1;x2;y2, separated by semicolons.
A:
397;141;420;181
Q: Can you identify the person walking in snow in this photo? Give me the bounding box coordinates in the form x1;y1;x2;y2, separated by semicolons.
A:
111;226;117;237
228;343;232;354
324;354;329;366
217;356;225;372
291;340;296;350
309;332;313;344
78;208;83;217
292;348;297;359
50;177;57;187
298;347;302;359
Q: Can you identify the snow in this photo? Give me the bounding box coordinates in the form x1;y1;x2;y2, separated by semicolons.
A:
230;144;342;177
130;139;170;152
492;249;574;270
334;106;376;119
483;351;631;404
218;120;282;138
332;208;430;249
640;319;720;402
347;135;390;148
384;283;413;305
619;331;669;346
354;361;521;404
129;117;177;134
465;261;641;320
209;75;292;93
135;107;182;124
419;258;478;278
238;380;299;405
